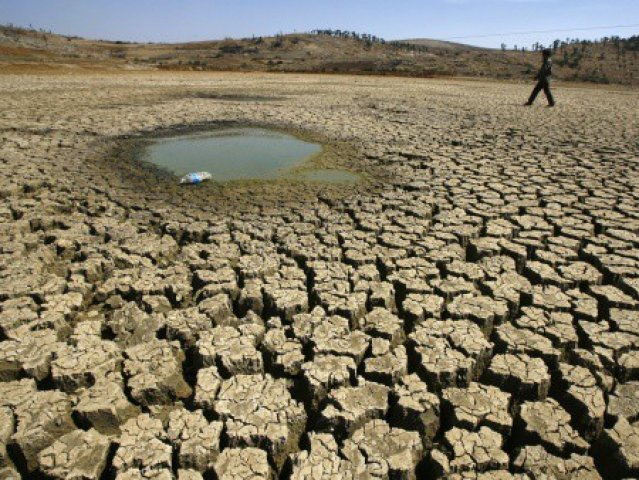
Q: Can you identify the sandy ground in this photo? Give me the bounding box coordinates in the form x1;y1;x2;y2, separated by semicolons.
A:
0;71;638;479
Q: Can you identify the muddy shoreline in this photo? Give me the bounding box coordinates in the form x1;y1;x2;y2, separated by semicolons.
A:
100;118;385;214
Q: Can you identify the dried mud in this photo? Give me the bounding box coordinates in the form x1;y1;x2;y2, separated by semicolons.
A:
0;71;638;479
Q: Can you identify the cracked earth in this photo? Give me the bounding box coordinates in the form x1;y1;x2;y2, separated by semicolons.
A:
0;72;638;479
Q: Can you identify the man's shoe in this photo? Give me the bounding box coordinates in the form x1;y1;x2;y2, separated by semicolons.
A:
524;102;532;106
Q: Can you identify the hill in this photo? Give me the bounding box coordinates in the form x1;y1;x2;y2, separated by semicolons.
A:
399;38;485;51
0;25;637;85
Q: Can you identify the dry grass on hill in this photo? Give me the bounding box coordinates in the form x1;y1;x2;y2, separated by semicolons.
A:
0;25;637;85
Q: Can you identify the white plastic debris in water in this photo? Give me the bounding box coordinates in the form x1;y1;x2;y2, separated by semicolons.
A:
180;172;213;185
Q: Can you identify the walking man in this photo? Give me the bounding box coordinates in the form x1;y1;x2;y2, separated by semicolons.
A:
525;48;555;107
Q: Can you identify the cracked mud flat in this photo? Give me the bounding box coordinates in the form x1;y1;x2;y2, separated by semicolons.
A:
0;71;638;479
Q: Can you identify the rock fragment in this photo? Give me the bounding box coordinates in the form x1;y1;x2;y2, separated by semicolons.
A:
0;407;13;469
524;260;573;289
106;302;162;347
193;267;239;302
214;448;272;480
319;381;390;437
193;366;223;414
447;294;509;335
0;329;61;381
73;379;140;435
588;284;638;310
288;433;359;479
609;308;639;336
123;339;192;406
164;308;212;348
390;374;440;448
177;470;204;480
441;382;512;435
401;293;445;324
301;355;357;409
167;409;222;472
112;414;172;476
512;445;601;480
261;326;305;376
596;418;639;478
363;344;407;385
559;261;603;287
409;319;492;390
51;338;122;392
309;315;370;364
368;281;397;311
0;465;20;479
514;307;578;353
556;362;606;440
0;378;37;409
195;325;264;376
530;285;572;311
607;381;639;423
214;374;306;469
493;323;561;368
430;427;509;476
517;398;589;455
567;289;599;322
484;353;550;400
197;293;234;324
342;420;423;479
360;307;405;346
37;428;111;480
10;390;76;472
619;350;639;382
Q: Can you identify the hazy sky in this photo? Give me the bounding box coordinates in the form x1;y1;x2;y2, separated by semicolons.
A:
1;0;637;48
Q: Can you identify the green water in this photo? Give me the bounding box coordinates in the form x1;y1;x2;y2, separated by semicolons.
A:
142;128;359;183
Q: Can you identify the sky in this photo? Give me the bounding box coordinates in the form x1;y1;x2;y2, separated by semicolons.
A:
1;0;638;49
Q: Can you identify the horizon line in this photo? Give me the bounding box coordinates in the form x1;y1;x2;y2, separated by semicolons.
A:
1;22;637;48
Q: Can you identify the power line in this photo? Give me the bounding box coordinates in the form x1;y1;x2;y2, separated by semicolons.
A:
446;24;639;40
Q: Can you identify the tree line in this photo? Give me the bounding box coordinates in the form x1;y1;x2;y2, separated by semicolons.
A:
500;35;639;53
310;29;431;52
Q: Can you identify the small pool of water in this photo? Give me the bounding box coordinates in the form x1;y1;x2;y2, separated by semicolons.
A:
141;128;359;183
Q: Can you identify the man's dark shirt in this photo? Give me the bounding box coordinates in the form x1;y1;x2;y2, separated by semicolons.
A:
537;58;552;82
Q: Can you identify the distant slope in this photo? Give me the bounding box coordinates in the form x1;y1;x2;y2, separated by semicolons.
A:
399;38;485;51
0;25;637;85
